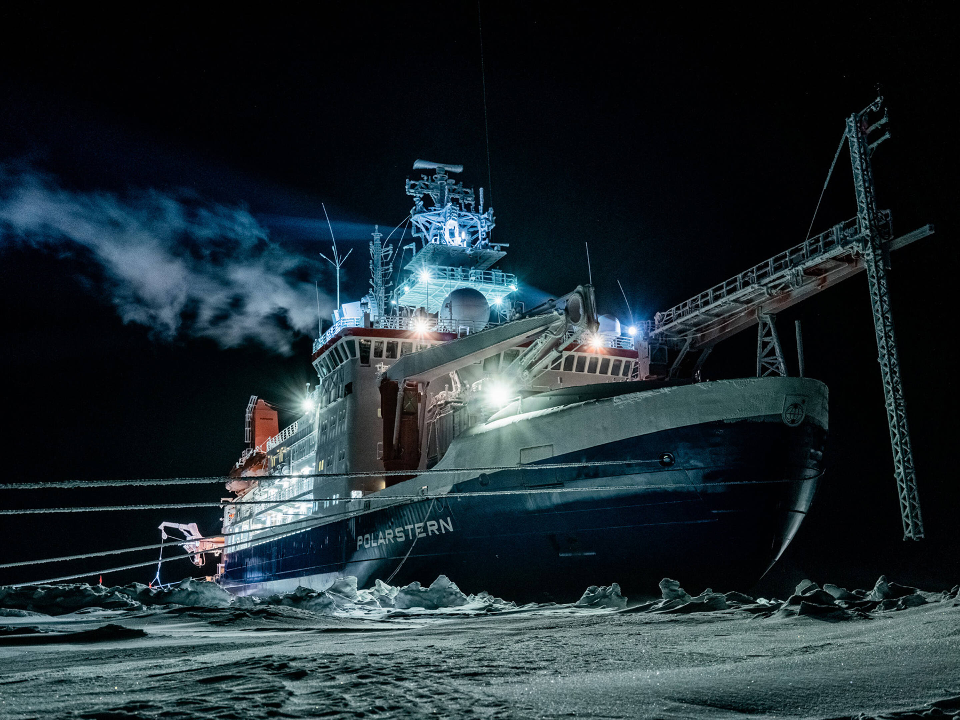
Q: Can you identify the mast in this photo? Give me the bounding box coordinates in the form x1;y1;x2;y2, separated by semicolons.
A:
846;96;924;540
369;225;393;322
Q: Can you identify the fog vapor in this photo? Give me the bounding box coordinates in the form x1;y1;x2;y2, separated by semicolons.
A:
0;167;331;353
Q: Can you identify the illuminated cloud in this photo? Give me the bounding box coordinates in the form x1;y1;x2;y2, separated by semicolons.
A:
0;166;333;353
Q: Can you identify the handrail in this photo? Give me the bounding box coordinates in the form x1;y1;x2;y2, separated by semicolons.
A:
652;213;889;332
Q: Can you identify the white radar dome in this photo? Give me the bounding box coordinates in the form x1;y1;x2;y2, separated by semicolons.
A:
441;287;490;331
598;314;621;336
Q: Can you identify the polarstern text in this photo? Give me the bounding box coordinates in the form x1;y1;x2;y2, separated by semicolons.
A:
357;517;454;549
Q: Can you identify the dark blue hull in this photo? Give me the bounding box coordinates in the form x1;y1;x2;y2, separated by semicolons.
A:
221;415;824;602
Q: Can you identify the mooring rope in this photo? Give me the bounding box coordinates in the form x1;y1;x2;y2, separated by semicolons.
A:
0;460;653;491
0;478;799;515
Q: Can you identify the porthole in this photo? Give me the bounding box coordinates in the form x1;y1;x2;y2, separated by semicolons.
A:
659;452;675;467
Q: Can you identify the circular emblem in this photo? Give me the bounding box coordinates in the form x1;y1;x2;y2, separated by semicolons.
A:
659;452;675;467
783;402;806;427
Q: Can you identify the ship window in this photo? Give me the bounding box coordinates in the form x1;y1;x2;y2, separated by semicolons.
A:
587;357;599;374
345;340;357;358
551;357;561;370
483;353;500;373
332;345;345;365
386;341;398;359
400;341;413;356
563;355;575;372
373;340;384;359
358;339;371;365
575;355;586;373
611;359;622;376
344;382;353;396
599;358;611;375
502;349;520;366
622;361;633;376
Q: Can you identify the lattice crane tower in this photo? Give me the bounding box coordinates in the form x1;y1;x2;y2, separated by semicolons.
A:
846;97;924;540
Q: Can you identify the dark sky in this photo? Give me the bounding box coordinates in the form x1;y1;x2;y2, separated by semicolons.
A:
1;4;957;595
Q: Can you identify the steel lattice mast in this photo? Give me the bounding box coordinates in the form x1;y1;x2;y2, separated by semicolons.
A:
846;97;924;540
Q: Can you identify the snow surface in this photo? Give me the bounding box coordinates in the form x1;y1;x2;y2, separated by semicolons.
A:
0;575;958;719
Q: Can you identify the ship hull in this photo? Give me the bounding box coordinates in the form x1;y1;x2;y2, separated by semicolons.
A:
220;377;827;602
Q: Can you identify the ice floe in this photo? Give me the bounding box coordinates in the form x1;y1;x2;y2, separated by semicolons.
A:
1;574;956;620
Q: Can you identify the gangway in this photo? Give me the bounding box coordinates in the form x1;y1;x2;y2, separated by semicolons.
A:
647;97;931;540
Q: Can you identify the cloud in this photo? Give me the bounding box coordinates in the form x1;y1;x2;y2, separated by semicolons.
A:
0;167;332;353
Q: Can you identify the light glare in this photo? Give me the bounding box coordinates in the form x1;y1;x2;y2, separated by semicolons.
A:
627;326;637;337
486;380;514;409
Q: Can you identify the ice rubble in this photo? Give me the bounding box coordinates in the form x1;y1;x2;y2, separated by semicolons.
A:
0;574;956;619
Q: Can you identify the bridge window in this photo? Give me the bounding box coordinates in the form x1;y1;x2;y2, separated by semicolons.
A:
599;358;611;375
587;357;599;374
611;359;622;376
373;340;384;359
345;340;357;358
483;353;500;373
401;341;413;356
332;345;344;365
359;339;371;365
575;355;586;373
621;361;633;377
563;355;575;372
386;341;398;359
502;349;520;366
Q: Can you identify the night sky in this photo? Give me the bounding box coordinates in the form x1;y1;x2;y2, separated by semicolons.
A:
1;4;957;595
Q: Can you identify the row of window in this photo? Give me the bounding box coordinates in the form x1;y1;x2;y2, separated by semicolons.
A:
554;352;634;377
315;337;436;376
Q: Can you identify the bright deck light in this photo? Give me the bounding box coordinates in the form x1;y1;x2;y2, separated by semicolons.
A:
413;317;429;333
589;334;604;349
493;297;502;305
486;380;514;409
627;326;637;337
419;270;432;283
301;398;315;414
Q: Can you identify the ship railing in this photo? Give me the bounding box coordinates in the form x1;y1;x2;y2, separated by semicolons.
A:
313;316;364;353
652;213;889;332
265;420;299;451
395;266;518;295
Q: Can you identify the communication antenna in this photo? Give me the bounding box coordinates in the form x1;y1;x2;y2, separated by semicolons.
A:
319;203;353;310
315;281;322;337
477;0;493;203
585;242;593;285
617;279;635;327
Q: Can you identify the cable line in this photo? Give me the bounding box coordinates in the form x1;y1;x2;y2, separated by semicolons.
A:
0;478;801;515
8;552;221;588
0;459;650;491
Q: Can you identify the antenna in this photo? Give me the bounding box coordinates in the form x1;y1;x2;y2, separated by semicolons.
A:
319;203;353;310
617;279;635;327
477;0;493;204
585;242;593;285
315;281;322;337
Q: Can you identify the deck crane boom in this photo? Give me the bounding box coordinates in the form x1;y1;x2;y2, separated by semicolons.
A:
648;96;930;540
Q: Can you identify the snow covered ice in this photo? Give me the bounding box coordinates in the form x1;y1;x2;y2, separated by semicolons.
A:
0;576;958;719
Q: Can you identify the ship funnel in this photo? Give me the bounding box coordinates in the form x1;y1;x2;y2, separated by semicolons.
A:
413;159;464;174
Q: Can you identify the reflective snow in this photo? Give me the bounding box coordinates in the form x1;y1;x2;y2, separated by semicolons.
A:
0;576;958;719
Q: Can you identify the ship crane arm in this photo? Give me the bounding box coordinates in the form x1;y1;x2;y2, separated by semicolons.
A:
158;522;224;568
503;284;599;386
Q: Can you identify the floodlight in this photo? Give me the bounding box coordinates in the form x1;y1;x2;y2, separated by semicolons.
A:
486;380;514;409
627;326;637;337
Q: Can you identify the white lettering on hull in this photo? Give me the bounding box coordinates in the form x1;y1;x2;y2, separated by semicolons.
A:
356;516;455;550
